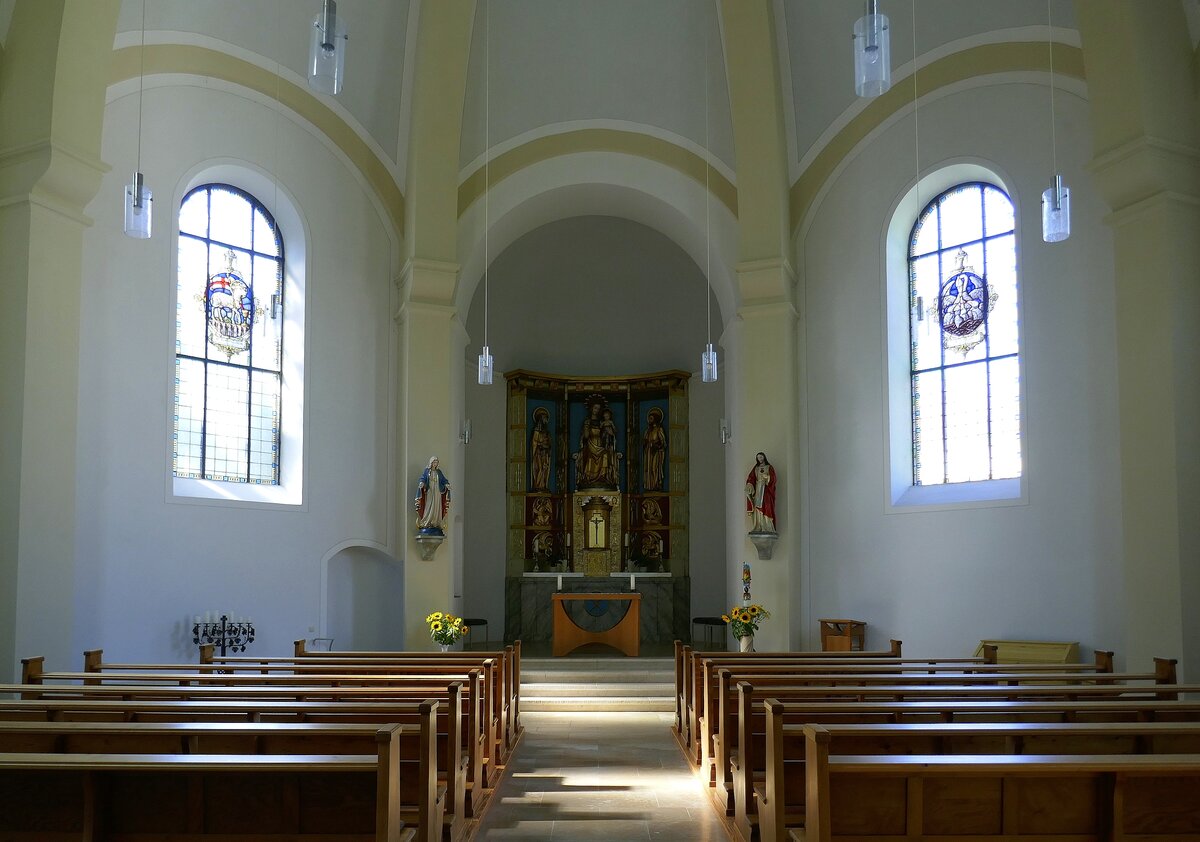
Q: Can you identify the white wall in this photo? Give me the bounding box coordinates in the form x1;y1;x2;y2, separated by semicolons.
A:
327;545;405;650
61;81;395;666
461;216;728;635
799;81;1126;661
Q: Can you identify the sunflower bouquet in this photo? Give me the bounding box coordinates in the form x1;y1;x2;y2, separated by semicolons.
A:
425;611;469;647
721;603;770;640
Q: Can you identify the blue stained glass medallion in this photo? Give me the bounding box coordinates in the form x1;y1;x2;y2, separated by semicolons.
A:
202;249;263;361
938;249;995;357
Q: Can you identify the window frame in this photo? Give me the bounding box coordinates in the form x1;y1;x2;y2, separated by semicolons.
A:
882;162;1026;513
174;183;285;486
168;164;307;509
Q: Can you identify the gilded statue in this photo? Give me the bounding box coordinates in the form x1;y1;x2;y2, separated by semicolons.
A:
530;407;551;491
574;398;620;489
642;407;666;491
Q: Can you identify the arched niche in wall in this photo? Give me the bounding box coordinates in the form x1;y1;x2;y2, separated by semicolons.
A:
323;541;404;650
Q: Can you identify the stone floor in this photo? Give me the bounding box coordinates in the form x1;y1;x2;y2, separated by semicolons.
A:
473;711;733;841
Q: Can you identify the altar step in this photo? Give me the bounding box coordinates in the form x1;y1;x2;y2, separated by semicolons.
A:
520;657;675;712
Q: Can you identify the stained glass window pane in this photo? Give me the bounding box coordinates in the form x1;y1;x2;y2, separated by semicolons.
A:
204;364;250;482
175;184;286;487
253;254;283;371
176;236;208;358
912;369;944;485
943;362;991;483
910;255;942;372
209;187;253;250
912;208;939;257
179;191;208;238
174;357;204;479
938;186;984;250
985;234;1019;357
907;181;1020;487
249;372;281;484
253;208;279;257
984;186;1015;237
989;357;1022;479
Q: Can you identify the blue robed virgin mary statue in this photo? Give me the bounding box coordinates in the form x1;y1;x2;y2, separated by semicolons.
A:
414;456;451;536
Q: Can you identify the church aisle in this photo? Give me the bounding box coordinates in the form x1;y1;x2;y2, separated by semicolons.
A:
473;711;732;841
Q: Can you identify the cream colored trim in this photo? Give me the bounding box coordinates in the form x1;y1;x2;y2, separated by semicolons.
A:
459;119;737;186
109;44;405;238
795;27;1081;177
789;41;1086;237
456;128;738;220
112;30;401;181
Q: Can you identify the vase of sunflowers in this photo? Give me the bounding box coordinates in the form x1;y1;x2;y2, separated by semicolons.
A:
425;611;469;651
722;603;770;652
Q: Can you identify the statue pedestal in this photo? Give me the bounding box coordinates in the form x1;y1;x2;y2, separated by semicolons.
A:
748;531;778;560
415;532;444;560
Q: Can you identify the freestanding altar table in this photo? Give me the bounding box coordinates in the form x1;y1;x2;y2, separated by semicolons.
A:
551;592;641;657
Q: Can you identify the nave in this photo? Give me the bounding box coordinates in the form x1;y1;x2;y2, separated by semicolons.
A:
474;711;730;841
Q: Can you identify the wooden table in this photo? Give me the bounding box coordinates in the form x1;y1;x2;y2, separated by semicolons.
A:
551;593;641;657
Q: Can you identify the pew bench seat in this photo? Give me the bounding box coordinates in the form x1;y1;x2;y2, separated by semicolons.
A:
0;752;424;842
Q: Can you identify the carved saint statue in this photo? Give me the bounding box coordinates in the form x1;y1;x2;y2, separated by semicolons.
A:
530;407;552;492
531;496;552;526
642;407;667;491
574;398;619;489
415;456;451;535
745;451;777;534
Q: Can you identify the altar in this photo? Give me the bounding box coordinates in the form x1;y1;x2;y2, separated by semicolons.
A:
501;370;693;646
505;573;690;646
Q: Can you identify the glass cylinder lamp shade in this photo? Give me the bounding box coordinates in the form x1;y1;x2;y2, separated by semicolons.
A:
478;345;494;385
308;0;347;95
1042;175;1070;243
853;10;891;98
123;171;152;239
701;343;718;383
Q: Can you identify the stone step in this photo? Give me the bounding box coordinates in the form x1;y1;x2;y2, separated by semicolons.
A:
521;695;675;712
522;669;671;684
522;681;673;698
521;657;674;672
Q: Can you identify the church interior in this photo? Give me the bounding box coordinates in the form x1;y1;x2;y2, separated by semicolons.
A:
2;0;1200;839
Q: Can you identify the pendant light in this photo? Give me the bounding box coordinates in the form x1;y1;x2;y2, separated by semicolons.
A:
308;0;348;96
477;0;494;386
853;0;892;98
700;14;718;383
1041;0;1070;242
123;0;152;239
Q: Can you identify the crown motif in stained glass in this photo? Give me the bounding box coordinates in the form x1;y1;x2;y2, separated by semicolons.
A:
938;249;997;356
202;250;264;360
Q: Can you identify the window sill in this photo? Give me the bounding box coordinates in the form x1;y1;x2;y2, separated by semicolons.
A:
172;476;303;509
887;477;1024;513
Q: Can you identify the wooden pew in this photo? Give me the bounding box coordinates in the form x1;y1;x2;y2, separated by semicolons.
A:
699;659;1156;790
753;709;1200;842
0;712;440;842
801;735;1200;842
85;643;521;763
23;658;495;780
0;718;449;842
687;648;1121;760
674;640;907;746
0;695;468;837
8;672;492;821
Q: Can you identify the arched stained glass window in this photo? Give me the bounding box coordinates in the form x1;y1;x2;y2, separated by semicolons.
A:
908;182;1021;485
174;184;285;485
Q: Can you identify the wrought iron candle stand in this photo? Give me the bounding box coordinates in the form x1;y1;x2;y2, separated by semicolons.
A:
192;614;255;656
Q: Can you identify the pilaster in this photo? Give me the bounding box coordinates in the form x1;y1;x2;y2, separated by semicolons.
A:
0;0;119;681
1076;0;1200;677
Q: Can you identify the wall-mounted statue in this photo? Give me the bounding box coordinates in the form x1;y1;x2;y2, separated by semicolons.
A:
575;396;620;489
415;456;451;536
642;407;667;491
745;451;777;535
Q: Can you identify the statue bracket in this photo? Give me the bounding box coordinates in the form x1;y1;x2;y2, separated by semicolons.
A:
748;531;778;560
415;532;445;561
